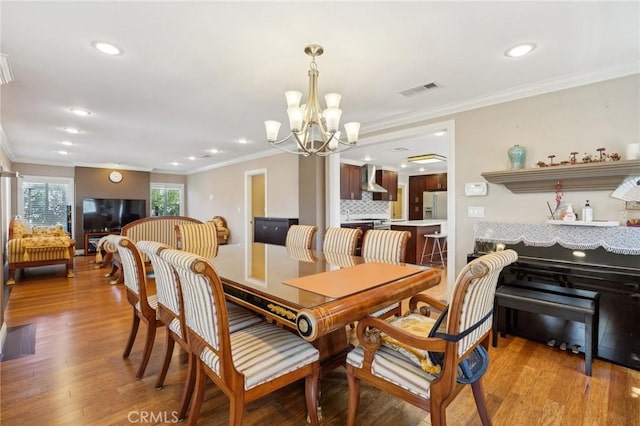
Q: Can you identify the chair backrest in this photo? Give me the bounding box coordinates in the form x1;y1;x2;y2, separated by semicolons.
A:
323;227;362;255
447;249;518;356
175;222;219;258
105;234;155;317
136;240;180;317
159;248;229;358
285;225;318;249
286;246;318;263
361;229;411;263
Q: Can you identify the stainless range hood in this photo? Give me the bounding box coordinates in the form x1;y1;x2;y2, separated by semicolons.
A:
361;164;387;193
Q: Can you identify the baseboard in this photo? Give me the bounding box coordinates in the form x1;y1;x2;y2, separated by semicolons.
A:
0;322;7;355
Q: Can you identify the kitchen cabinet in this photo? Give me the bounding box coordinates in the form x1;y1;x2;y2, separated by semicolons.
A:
253;217;298;246
372;170;398;201
425;173;447;191
340;163;362;200
408;173;447;220
390;224;442;265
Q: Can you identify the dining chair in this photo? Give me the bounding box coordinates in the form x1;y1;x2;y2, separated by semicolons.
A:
323;227;362;255
175;221;219;258
360;229;412;318
159;248;321;426
137;240;263;421
346;249;518;426
105;234;162;379
285;224;318;249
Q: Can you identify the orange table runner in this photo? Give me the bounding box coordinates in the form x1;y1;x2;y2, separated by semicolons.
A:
282;262;425;298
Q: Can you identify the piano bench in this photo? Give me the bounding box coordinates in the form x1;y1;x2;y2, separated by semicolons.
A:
493;284;599;376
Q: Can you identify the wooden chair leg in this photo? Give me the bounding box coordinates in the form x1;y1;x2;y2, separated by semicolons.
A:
430;399;447;426
346;366;361;426
178;352;197;421
229;393;245;426
7;267;16;285
305;368;320;426
136;320;157;379
187;364;207;426
123;312;140;358
155;334;176;389
471;379;491;426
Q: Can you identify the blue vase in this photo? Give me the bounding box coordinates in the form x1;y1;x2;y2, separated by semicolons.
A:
508;144;526;169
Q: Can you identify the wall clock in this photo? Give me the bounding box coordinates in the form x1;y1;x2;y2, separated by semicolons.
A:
109;171;123;183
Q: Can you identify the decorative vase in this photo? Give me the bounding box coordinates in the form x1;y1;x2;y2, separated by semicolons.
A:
508;144;526;169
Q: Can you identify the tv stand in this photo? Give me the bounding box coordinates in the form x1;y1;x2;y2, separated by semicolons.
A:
84;231;119;256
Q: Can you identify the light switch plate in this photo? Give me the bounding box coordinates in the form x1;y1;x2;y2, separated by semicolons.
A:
468;206;485;217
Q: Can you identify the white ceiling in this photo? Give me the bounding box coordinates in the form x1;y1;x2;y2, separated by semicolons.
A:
1;2;638;174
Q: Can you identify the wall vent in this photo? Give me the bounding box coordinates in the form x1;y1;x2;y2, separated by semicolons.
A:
400;82;441;97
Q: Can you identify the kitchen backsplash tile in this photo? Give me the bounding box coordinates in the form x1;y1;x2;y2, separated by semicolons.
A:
341;192;390;216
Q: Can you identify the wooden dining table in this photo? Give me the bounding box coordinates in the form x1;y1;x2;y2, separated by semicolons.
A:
210;242;442;372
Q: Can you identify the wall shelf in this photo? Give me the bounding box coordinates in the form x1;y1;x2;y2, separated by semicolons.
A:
481;159;640;193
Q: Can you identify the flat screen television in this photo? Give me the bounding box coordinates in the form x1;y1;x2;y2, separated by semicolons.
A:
83;198;146;232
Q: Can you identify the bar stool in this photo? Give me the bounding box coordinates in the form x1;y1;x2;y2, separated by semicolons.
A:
420;232;447;266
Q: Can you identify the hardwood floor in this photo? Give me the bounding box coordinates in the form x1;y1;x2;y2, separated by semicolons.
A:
1;256;639;425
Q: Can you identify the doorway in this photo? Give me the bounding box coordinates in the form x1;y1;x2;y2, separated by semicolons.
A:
245;169;266;282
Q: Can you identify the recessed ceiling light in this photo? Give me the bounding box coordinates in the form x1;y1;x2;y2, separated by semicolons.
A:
61;141;73;146
364;156;371;161
92;41;122;56
188;156;196;161
505;43;536;58
400;163;407;168
238;138;248;144
64;127;81;134
57;150;69;155
171;162;180;166
70;108;91;117
434;130;446;136
209;148;219;154
419;167;425;172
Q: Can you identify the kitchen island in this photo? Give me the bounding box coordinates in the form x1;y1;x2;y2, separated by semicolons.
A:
391;220;447;264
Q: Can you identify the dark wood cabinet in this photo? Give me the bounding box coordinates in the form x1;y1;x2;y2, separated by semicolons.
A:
253;217;298;246
372;170;398;201
340;164;362;200
408;174;447;220
426;173;447;191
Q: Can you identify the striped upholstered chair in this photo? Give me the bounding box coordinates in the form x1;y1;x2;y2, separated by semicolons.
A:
159;248;321;426
285;224;318;249
361;229;412;319
323;227;362;255
175;221;219;258
346;249;518;426
136;240;262;421
105;234;162;379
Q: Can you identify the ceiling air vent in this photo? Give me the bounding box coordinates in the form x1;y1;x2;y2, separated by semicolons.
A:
400;82;441;97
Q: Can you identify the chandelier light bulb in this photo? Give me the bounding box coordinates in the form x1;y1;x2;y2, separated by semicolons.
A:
264;121;281;142
344;122;360;144
285;91;303;108
324;93;342;109
287;107;304;132
323;108;342;132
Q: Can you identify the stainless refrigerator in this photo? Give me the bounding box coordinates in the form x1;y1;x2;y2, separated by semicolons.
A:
423;191;447;220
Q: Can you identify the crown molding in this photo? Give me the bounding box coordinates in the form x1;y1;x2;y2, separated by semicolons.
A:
363;62;640;134
186;148;284;175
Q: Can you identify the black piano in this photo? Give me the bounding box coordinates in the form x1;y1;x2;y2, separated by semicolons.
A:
470;241;640;371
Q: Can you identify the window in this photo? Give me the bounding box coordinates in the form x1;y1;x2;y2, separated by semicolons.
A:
151;183;184;217
19;176;74;233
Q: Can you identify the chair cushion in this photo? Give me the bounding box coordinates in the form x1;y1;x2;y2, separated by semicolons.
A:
226;302;263;333
380;313;442;374
200;322;319;390
347;345;436;399
135;294;159;320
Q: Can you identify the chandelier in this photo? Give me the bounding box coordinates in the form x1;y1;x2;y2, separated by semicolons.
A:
264;44;360;156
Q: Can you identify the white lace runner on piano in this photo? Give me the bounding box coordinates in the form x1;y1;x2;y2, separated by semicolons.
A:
474;222;640;255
